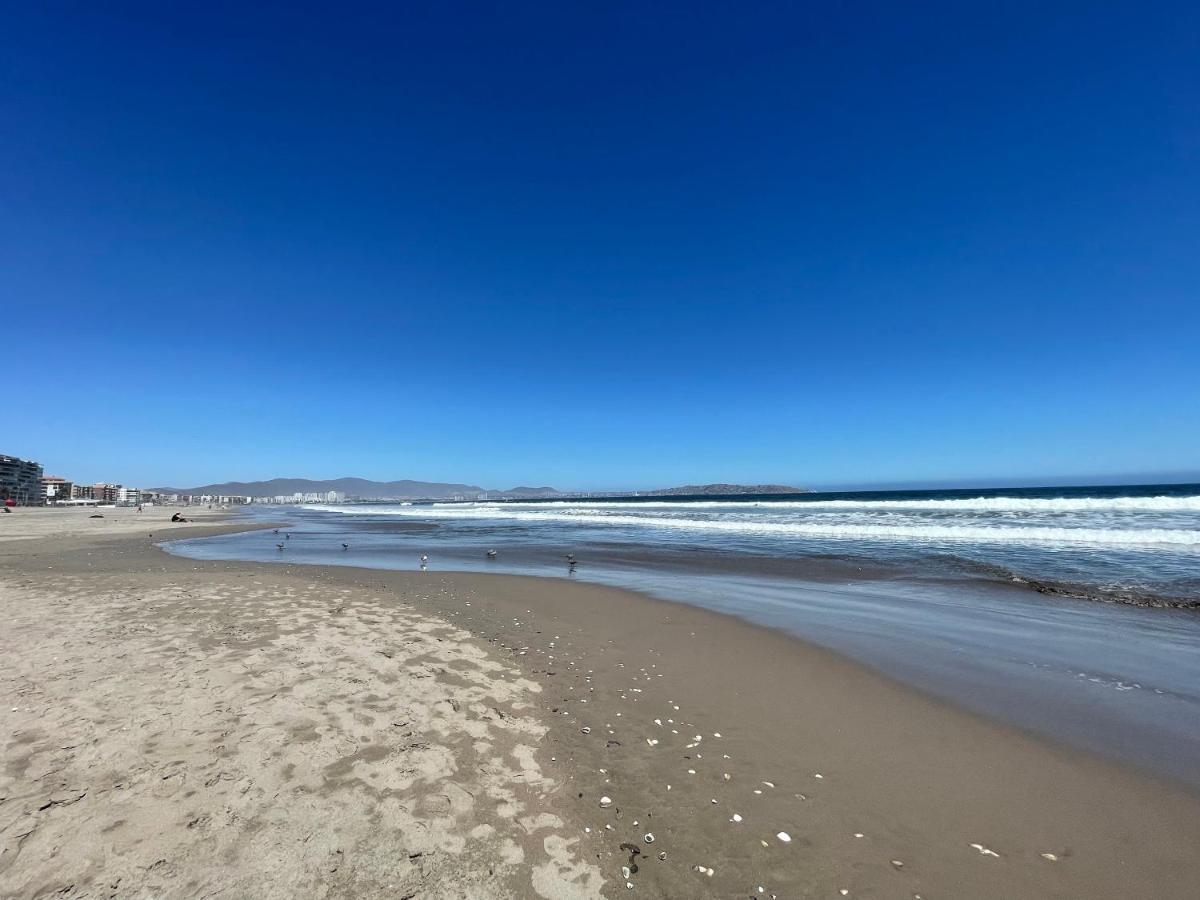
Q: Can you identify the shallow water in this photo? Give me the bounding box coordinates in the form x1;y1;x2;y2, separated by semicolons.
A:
165;497;1200;788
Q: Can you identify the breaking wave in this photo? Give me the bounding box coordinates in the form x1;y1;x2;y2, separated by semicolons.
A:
303;503;1200;547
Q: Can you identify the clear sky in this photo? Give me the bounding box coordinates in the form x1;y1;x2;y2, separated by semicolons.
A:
3;2;1198;491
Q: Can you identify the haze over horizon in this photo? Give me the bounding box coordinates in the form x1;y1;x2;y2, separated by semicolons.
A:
133;469;1200;497
4;2;1197;489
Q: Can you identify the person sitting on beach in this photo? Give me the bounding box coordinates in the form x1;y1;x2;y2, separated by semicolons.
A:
171;512;189;523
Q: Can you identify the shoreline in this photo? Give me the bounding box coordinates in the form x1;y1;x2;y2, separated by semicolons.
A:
166;513;1200;791
2;519;1200;896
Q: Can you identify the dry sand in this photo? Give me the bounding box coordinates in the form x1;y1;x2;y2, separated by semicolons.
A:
0;506;232;543
1;518;603;899
2;515;1200;898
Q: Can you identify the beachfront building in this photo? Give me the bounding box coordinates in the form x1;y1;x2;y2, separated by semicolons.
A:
118;486;142;506
325;490;346;502
71;484;94;500
92;483;121;503
1;454;44;505
41;476;74;503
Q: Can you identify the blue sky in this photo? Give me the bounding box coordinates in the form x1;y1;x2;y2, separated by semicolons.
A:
2;1;1198;490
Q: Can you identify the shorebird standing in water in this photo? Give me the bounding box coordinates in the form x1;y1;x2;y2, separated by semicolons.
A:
276;543;285;551
342;543;349;550
486;549;498;559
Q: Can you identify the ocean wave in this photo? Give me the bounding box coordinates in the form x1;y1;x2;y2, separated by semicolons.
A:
301;504;1200;546
445;495;1200;513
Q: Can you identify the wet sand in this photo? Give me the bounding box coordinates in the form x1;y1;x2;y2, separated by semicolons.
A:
2;521;1200;897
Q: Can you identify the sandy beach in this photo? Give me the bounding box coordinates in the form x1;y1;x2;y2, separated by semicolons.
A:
2;510;1200;898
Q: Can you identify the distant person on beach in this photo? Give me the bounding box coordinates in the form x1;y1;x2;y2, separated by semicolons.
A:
171;512;189;522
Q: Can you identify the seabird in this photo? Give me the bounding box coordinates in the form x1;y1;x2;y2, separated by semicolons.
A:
276;543;285;551
342;543;349;550
486;549;498;559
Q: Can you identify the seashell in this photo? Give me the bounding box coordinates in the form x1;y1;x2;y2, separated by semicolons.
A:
626;883;633;890
723;773;731;781
599;796;613;808
657;851;666;860
622;866;631;879
776;831;792;843
687;769;696;775
731;813;743;823
581;727;592;734
1040;852;1059;862
762;781;775;788
969;843;1000;857
891;860;904;868
644;832;655;843
646;738;659;746
814;773;823;779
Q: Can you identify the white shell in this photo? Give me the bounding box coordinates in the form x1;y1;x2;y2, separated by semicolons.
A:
644;832;655;843
776;831;792;843
599;796;613;808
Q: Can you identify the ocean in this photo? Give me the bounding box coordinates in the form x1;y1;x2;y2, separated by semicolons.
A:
296;482;1200;604
165;482;1200;786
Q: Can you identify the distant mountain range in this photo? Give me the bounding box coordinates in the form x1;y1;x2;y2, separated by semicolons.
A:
151;477;807;500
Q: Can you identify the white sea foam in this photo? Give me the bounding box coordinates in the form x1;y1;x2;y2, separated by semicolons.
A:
308;494;1200;513
301;503;1200;547
463;496;1200;512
